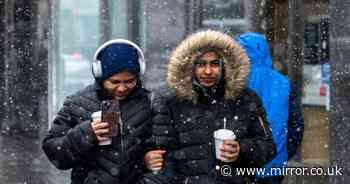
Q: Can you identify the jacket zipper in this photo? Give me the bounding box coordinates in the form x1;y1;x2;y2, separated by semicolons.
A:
119;114;124;152
184;177;189;184
258;116;269;136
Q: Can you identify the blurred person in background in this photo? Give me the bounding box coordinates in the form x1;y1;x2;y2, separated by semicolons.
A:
238;32;304;184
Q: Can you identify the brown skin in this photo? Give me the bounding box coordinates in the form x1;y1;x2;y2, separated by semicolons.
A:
144;52;240;171
193;51;222;88
102;70;138;100
144;150;166;171
91;121;111;142
220;140;240;162
92;70;137;143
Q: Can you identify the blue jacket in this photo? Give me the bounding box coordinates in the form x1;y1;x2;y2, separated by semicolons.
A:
239;33;290;177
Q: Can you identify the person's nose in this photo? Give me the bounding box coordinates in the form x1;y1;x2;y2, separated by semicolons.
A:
116;84;128;93
204;65;212;75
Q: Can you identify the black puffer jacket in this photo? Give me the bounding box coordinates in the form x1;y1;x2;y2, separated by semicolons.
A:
146;30;276;184
42;83;152;184
149;88;276;184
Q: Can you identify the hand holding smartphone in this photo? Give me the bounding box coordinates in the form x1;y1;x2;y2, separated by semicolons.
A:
98;100;121;145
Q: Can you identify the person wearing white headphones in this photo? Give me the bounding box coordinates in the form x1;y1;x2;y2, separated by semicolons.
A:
42;39;153;184
91;39;146;100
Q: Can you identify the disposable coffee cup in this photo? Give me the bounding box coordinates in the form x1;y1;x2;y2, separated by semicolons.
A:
91;111;112;145
214;129;236;162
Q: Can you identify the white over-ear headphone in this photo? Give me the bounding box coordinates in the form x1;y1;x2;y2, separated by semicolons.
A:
92;39;146;79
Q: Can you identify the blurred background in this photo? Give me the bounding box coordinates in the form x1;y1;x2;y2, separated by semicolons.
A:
0;0;349;183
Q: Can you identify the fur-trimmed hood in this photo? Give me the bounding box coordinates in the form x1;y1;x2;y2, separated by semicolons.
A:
167;30;250;102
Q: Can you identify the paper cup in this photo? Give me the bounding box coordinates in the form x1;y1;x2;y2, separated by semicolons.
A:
91;111;111;145
214;129;236;162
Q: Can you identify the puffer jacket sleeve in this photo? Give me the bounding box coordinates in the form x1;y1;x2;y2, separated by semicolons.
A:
42;95;98;170
236;91;276;168
147;92;178;150
141;92;180;184
138;154;179;184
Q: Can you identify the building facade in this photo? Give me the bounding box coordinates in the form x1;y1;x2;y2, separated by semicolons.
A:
0;0;348;183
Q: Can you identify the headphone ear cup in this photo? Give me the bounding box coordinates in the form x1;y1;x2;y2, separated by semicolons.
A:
139;58;146;75
92;60;102;79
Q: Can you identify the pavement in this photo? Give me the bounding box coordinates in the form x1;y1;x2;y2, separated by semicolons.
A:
0;133;70;184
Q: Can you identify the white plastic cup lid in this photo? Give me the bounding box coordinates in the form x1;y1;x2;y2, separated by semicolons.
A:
91;111;102;119
214;129;236;140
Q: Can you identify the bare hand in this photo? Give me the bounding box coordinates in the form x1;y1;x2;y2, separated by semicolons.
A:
219;140;240;162
144;150;166;171
91;120;110;143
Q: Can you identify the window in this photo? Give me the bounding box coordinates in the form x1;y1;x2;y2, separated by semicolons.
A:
52;0;99;114
108;0;129;39
50;0;142;124
201;0;247;35
302;17;330;109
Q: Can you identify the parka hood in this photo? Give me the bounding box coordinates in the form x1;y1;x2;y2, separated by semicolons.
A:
238;32;273;67
167;30;250;102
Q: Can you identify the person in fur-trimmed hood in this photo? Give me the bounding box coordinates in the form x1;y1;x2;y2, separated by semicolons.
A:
143;30;276;184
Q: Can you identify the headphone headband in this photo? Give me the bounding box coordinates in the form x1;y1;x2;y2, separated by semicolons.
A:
92;39;146;79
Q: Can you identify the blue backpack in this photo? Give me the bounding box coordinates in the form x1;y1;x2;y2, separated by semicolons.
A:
238;33;290;177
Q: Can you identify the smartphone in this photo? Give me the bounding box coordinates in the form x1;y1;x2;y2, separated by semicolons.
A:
101;100;120;137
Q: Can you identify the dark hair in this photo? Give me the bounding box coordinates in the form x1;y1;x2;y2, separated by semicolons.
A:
195;47;223;60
